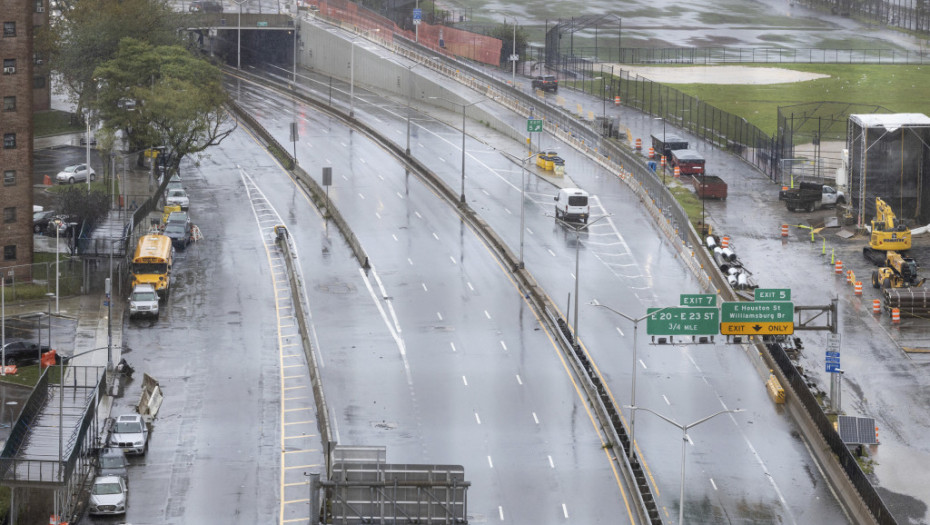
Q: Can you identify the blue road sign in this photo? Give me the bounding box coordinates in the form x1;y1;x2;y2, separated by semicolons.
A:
413;8;422;20
826;362;841;373
826;351;840;358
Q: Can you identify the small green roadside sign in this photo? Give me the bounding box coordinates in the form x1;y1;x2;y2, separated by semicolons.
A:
754;288;791;301
527;119;543;133
646;307;719;336
680;294;715;307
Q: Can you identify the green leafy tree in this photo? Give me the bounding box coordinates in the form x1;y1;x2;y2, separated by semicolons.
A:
37;0;183;116
488;23;529;68
93;38;235;193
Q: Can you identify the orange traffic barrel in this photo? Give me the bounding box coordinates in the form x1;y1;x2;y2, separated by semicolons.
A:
835;260;843;274
648;146;655;159
892;308;901;323
43;175;52;186
721;236;729;248
854;281;863;295
846;270;854;283
660;155;666;167
673;166;680;178
614;95;621;106
781;224;789;237
873;299;881;314
635;138;642;150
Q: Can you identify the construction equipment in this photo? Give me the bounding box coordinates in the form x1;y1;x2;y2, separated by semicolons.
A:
864;198;912;265
871;251;925;289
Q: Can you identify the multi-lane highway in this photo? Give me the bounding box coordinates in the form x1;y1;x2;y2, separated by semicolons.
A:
222;54;850;522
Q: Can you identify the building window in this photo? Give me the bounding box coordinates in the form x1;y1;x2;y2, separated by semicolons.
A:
3;171;14;186
2;22;14;38
3;207;16;223
2;58;14;74
3;96;14;112
3;245;15;262
3;134;15;149
34;76;46;88
35;0;45;12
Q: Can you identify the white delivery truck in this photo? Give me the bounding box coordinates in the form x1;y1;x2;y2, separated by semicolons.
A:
554;188;590;223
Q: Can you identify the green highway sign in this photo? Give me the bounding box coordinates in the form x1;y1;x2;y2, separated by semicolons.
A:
680;294;715;307
720;301;794;335
527;119;543;133
754;288;791;301
646;307;719;336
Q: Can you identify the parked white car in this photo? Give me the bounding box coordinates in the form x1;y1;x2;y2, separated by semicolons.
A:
55;164;96;184
108;414;149;455
166;188;189;210
88;475;127;515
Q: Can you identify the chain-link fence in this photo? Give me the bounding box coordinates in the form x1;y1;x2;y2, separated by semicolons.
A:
0;260;83;302
797;0;930;33
775;101;890;187
529;45;930;65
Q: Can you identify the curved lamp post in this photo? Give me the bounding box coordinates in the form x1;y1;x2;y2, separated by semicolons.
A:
627;405;743;525
591;302;676;460
428;96;486;204
555;214;609;346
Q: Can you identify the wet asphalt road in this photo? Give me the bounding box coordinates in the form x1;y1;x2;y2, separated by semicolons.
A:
79;4;930;523
222;59;851;523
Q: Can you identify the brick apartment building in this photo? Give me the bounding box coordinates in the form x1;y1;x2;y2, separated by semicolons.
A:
1;0;48;282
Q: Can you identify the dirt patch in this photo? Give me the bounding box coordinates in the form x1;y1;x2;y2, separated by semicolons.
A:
598;65;830;85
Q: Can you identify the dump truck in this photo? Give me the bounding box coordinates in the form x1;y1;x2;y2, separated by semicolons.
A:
871;251;925;289
780;182;845;212
864;198;912;265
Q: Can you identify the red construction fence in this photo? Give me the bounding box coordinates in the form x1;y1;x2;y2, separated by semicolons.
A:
309;0;502;66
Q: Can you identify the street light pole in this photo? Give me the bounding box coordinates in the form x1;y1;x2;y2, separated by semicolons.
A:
85;114;91;193
592;302;675;459
349;40;355;118
511;19;516;87
1;278;5;375
428;97;484;204
556;215;609;346
628;406;743;525
519;155;528;268
459;104;466;203
502;152;535;269
54;219;60;313
237;0;243;70
403;63;421;156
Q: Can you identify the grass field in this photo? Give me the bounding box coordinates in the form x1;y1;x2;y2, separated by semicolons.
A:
667;63;930;135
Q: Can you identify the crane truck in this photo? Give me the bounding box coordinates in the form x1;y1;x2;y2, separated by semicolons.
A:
864;198;912;265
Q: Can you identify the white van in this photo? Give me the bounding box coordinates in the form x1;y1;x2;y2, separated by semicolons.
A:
554;188;590;223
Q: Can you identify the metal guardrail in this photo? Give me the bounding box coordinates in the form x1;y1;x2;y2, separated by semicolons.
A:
444;48;897;525
273;226;336;477
767;342;896;524
231;26;899;522
231;65;659;524
527;45;930;65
